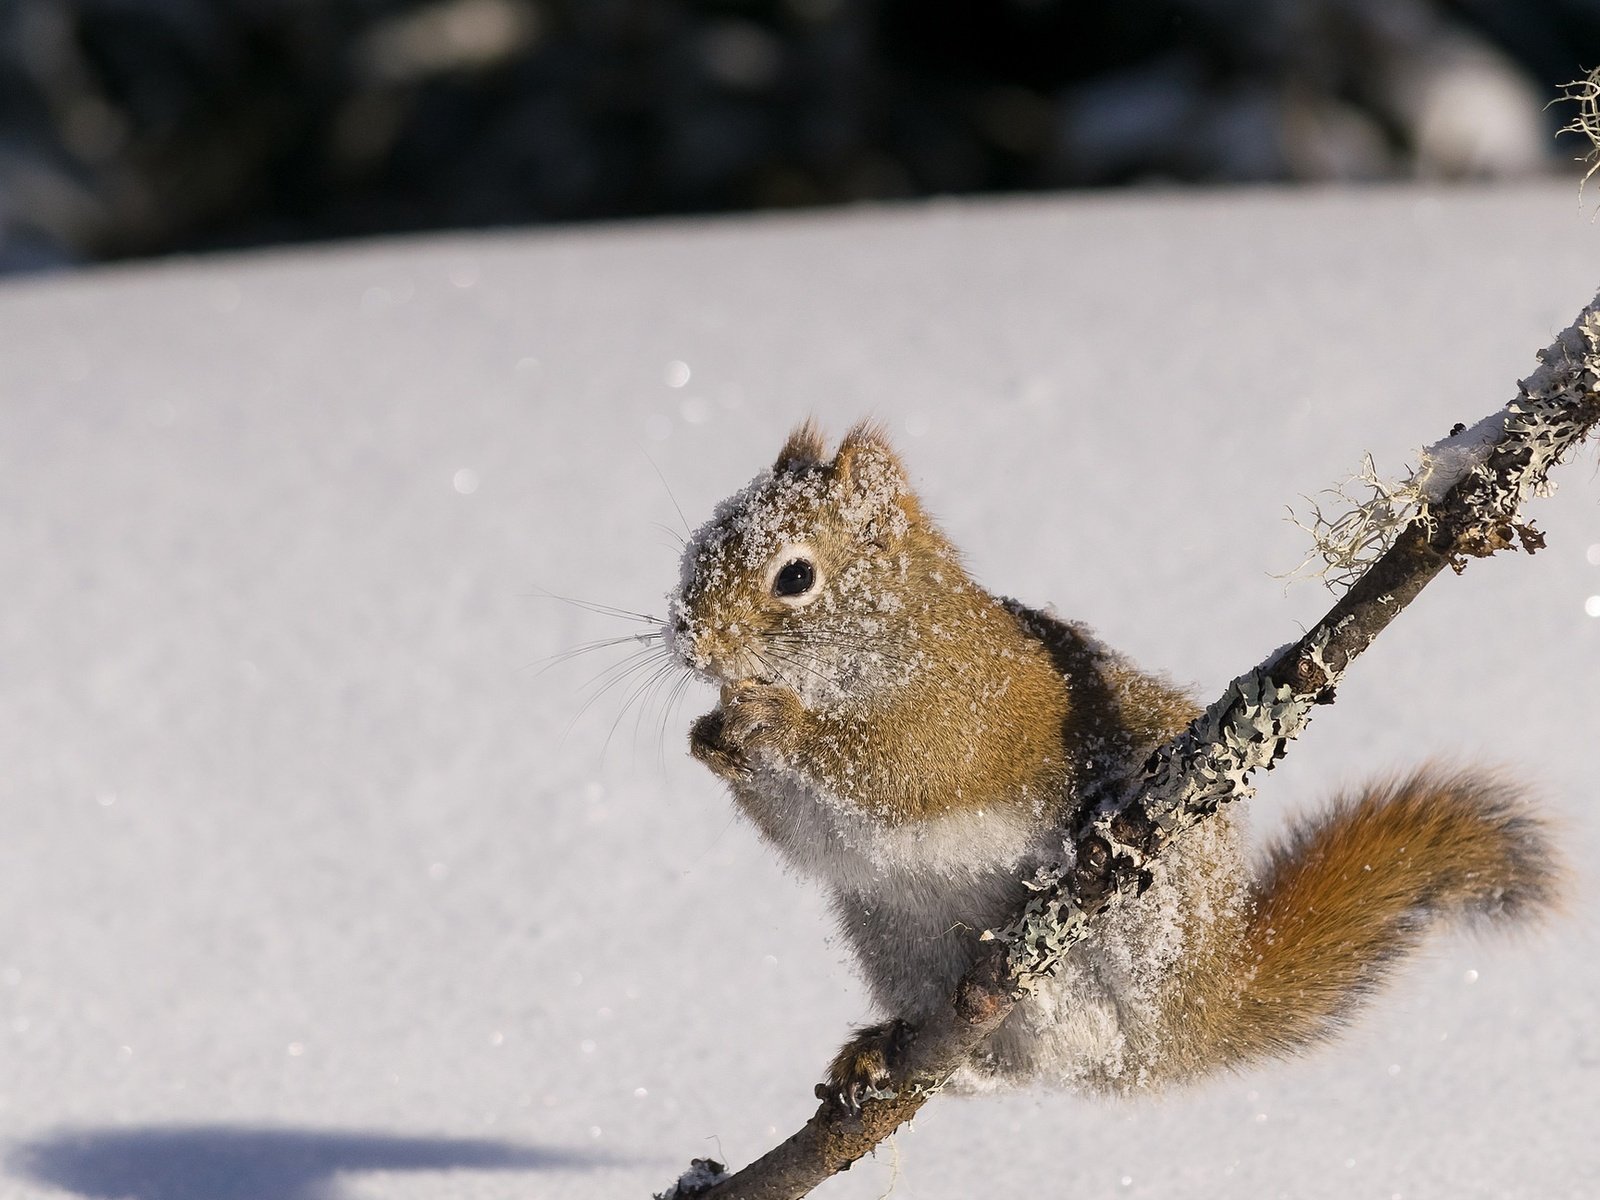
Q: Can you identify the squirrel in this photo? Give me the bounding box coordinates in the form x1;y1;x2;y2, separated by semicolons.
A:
666;419;1563;1104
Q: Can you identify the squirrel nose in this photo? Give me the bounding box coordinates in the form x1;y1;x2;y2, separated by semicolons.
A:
667;613;696;663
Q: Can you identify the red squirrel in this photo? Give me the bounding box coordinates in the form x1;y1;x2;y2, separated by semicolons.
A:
668;420;1562;1103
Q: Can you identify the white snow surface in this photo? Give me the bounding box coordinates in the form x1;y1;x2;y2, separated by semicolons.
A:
1;184;1598;1200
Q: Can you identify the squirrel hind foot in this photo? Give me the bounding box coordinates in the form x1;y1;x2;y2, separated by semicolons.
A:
820;1019;916;1113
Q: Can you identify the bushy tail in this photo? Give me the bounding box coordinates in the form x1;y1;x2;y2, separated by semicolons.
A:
1159;769;1563;1077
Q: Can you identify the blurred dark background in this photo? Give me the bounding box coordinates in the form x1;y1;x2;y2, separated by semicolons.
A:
1;0;1597;272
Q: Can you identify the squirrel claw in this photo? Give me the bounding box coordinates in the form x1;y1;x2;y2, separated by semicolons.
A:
824;1019;915;1113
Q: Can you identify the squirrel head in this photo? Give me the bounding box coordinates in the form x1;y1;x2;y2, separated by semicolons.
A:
668;420;964;707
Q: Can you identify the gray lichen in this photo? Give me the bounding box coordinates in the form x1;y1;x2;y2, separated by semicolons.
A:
1284;453;1433;589
982;863;1092;994
1482;312;1600;510
1558;69;1600;196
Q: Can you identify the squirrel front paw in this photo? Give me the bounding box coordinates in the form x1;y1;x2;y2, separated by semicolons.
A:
820;1019;915;1112
689;708;748;779
689;682;805;778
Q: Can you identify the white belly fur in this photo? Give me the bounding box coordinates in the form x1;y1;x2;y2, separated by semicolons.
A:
749;764;1248;1093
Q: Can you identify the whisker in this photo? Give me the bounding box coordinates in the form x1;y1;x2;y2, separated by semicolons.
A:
753;643;840;697
563;647;674;742
809;629;908;658
779;634;891;662
784;645;846;682
529;631;665;677
630;659;685;759
651;521;688;548
751;646;788;686
763;644;834;689
571;644;666;697
658;671;697;773
768;631;909;669
642;447;693;536
532;588;663;625
606;660;678;753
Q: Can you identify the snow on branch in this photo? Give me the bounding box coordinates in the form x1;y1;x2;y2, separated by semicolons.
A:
658;292;1600;1200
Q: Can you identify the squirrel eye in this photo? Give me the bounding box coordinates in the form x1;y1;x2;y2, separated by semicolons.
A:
773;558;816;598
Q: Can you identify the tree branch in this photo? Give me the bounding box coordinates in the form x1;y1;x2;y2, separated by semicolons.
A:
660;293;1600;1200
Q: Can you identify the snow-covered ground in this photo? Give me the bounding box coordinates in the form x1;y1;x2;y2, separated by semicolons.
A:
0;184;1596;1200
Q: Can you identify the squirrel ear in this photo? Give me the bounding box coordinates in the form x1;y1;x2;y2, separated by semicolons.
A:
774;418;827;472
832;421;929;541
832;420;905;489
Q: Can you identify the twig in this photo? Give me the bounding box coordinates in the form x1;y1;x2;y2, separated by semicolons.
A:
660;293;1600;1200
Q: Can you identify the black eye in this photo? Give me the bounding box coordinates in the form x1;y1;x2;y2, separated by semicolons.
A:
773;558;815;598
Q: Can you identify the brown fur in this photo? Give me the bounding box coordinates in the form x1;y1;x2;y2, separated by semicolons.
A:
1150;769;1563;1080
811;589;1074;824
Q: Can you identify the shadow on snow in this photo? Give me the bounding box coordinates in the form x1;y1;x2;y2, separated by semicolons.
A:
9;1124;618;1200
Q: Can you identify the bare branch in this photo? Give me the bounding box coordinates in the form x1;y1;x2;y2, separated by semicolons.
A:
660;294;1600;1200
